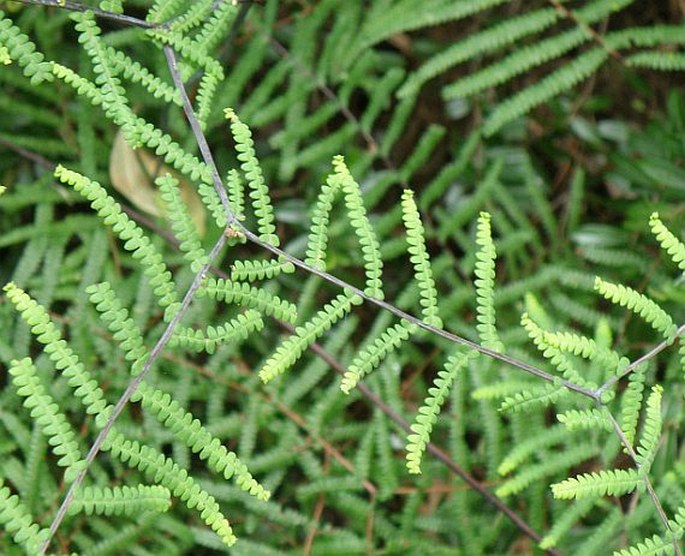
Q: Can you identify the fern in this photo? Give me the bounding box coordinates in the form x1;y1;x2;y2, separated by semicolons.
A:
635;386;663;475
69;484;171;516
0;477;50;555
552;468;643;500
650;212;685;271
0;9;53;84
474;211;503;351
169;311;264;354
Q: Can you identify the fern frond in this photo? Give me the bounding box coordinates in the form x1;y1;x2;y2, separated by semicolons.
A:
557;408;612;432
498;426;570;476
225;168;245;222
199;277;297;324
650;212;685;271
0;10;53;84
332;155;384;299
131;382;269;501
406;350;477;474
496;443;597;497
628;50;685;71
55;165;180;319
224;108;278;246
551;468;643;500
99;0;123;14
105;430;237;547
3;282;110;422
341;320;417;394
539;498;596;549
484;48;608;135
621;367;647;447
259;291;362;383
635;385;663;475
500;380;569;414
613;534;674;556
305;177;339;271
398;6;560;98
8;358;86;482
69;484;171;516
169;310;264;354
230;258;295;282
196;70;221;131
474;211;502;351
401;190;442;328
87;281;148;376
594;277;677;340
157;174;208;273
0;477;50;554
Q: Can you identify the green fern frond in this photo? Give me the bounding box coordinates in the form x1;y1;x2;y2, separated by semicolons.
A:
8;358;86;483
650;212;685;271
483;48;608;135
131;382;270;501
557;408;612;432
539;498;596;549
99;0;123;14
621;367;647;448
594;277;677;340
3;282;110;423
225;168;245;222
551;468;643;500
105;430;237;547
0;44;10;65
0;10;53;84
474;211;503;351
196;71;221;131
224;108;279;245
55;165;180;319
199;277;297;324
230;258;295;282
401;190;442;328
157;174;208;273
498;426;569;476
496;443;597;497
628;50;685;71
398;6;560;98
341;320;417;394
147;28;224;78
500;379;569;414
305;176;339;272
332;155;384;299
0;477;50;555
165;0;214;34
406;350;478;474
87;281;148;376
612;533;674;556
169;310;264;354
635;385;663;475
259;291;362;383
69;484;171;516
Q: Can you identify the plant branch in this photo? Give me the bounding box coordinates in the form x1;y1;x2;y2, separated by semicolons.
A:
39;233;228;554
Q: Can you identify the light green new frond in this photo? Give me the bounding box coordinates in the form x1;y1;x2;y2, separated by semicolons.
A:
305;178;339;271
87;282;148;376
99;0;123;14
196;70;221;131
406;350;477;474
199;277;297;324
401;190;442;328
474;212;502;350
225;169;245;222
131;382;269;501
169;310;264;354
398;7;559;98
0;10;53;84
3;282;110;422
147;29;223;78
551;468;642;500
157;174;208;273
557;408;612;432
650;212;685;271
192;0;238;55
500;380;568;414
259;291;362;383
106;47;181;106
165;0;214;33
230;258;295;282
69;484;171;516
540;328;627;377
341;320;417;394
106;430;236;547
224;108;278;246
0;477;49;555
52;62;103;104
594;277;677;340
496;443;597;497
635;385;663;475
483;48;608;135
55;165;180;318
333;155;384;299
621;367;646;447
8;358;86;483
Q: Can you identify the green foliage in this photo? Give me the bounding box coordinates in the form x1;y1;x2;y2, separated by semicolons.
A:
1;1;684;554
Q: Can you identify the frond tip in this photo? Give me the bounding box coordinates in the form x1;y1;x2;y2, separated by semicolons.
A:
551;468;642;500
